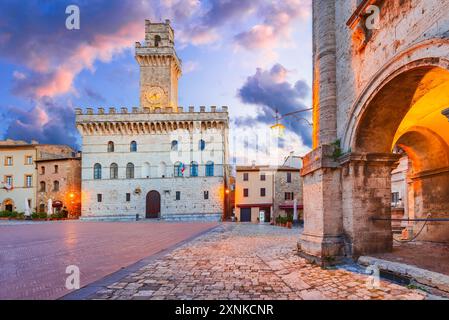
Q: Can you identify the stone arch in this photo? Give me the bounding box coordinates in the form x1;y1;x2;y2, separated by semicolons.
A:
1;198;15;212
344;60;449;252
342;41;449;151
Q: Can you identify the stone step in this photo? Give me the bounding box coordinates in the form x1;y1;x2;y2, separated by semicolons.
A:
358;256;449;296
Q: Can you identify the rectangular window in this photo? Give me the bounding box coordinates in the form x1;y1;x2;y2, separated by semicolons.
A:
126;193;131;202
25;156;33;165
41;166;46;175
176;191;181;200
285;192;294;200
243;188;249;197
287;172;292;183
243;173;249;181
54;165;59;174
260;173;266;181
97;194;102;203
204;191;209;200
5;156;13;166
5;176;13;187
392;192;400;206
260;188;266;197
25;175;32;188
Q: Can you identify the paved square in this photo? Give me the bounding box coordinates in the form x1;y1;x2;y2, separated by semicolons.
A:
0;221;217;299
86;224;425;300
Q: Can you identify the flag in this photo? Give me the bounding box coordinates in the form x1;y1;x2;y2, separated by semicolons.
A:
180;163;185;175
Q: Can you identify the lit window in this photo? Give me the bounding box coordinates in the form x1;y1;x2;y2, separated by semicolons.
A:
130;141;137;152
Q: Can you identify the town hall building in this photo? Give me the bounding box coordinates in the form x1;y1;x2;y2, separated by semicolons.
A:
75;20;230;221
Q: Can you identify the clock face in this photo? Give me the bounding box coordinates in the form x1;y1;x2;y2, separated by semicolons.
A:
144;86;165;104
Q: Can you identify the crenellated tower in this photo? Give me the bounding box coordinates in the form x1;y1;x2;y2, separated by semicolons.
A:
135;19;182;112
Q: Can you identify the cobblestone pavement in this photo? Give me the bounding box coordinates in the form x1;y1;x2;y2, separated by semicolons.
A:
0;221;217;300
88;224;426;300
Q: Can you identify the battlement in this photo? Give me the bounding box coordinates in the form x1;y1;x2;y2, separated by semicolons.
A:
75;105;229;116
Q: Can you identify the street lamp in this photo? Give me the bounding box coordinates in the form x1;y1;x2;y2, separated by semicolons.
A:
270;108;313;137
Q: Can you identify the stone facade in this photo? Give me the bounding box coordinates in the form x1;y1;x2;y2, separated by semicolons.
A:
235;165;302;223
35;155;81;217
300;0;449;264
0;140;75;213
76;20;230;221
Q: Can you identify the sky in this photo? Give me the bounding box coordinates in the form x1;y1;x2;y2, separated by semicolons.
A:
0;0;313;166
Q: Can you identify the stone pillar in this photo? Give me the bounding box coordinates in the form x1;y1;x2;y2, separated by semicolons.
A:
340;153;401;257
312;0;338;146
298;1;339;265
298;146;344;265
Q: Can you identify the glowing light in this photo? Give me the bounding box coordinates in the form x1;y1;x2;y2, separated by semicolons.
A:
270;123;286;138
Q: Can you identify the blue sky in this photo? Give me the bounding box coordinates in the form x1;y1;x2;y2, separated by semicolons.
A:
0;0;312;164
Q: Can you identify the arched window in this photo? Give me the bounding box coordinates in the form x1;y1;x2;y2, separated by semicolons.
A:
94;163;102;180
154;35;161;47
130;141;137;152
126;163;135;179
190;162;198;177
110;163;118;179
107;141;114;152
174;162;183;177
40;181;46;192
159;162;167;177
206;161;214;177
199;139;206;151
171;140;178;151
53;181;59;192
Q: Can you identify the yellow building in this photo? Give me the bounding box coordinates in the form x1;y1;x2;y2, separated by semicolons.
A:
235;164;303;223
0;140;75;213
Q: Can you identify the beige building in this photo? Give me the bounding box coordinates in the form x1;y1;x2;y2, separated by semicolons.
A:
75;20;230;221
0;140;75;213
35;154;82;217
235;164;302;223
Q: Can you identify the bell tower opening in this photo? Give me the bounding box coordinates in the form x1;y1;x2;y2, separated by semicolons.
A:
135;19;182;112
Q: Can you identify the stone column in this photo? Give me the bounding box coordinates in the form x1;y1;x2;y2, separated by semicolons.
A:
312;0;338;146
340;153;401;257
298;1;340;265
298;146;344;265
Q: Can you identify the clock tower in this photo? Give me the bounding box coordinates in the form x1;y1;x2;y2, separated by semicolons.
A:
135;19;182;112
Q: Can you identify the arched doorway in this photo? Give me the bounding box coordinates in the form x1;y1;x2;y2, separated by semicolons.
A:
346;62;449;255
2;199;14;212
146;191;160;219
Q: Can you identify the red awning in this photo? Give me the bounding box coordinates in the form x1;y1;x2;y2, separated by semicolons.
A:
237;203;272;209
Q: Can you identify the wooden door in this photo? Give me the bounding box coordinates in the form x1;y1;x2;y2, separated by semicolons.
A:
146;191;161;219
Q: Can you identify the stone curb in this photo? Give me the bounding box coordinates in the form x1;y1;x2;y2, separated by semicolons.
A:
358;256;449;293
